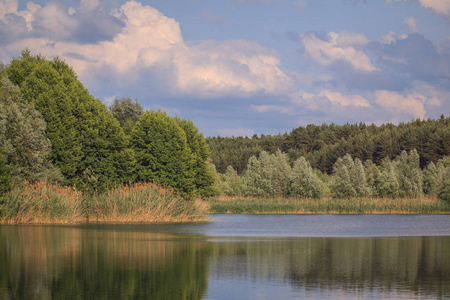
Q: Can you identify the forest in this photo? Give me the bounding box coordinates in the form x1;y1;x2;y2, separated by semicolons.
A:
0;50;449;223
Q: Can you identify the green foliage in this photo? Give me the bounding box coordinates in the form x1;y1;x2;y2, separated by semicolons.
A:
5;50;133;188
0;69;62;184
423;162;438;195
217;165;242;196
375;158;399;198
394;150;423;198
131;110;194;196
109;97;143;134
364;160;380;196
0;148;12;204
331;154;370;198
440;179;450;202
207;117;450;175
243;150;291;197
176;118;215;197
436;156;450;202
289;156;326;199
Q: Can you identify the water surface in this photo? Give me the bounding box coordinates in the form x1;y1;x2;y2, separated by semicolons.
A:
1;214;449;299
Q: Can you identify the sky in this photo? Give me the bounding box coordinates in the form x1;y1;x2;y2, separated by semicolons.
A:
1;0;450;137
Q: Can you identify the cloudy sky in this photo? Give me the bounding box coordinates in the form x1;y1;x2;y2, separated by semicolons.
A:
1;0;449;136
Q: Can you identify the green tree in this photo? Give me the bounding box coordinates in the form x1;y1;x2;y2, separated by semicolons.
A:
0;66;61;184
131;110;194;196
244;150;291;197
0;148;12;205
375;158;399;198
331;154;370;198
364;160;379;196
289;156;326;199
394;149;422;198
109;97;143;134
5;50;134;188
436;156;450;201
176;118;215;197
422;162;437;195
218;165;242;196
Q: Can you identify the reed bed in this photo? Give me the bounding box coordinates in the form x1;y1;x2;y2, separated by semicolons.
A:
0;182;209;224
89;182;209;223
0;181;84;224
208;195;450;214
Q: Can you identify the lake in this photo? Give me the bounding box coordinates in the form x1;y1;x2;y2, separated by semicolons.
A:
1;214;449;299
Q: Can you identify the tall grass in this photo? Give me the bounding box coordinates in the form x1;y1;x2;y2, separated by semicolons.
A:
89;182;209;223
0;182;209;224
0;181;83;224
208;195;450;214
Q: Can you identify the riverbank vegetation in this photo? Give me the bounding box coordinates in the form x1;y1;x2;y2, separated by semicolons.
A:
0;181;208;224
1;50;449;223
208;195;450;214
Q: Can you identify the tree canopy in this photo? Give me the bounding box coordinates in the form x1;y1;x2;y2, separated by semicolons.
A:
5;50;134;188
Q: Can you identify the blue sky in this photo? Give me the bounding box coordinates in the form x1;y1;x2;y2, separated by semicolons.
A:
1;0;449;136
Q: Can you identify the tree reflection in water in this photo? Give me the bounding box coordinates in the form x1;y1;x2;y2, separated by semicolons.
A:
0;226;449;299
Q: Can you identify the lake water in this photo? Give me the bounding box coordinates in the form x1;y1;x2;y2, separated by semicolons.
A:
1;214;449;299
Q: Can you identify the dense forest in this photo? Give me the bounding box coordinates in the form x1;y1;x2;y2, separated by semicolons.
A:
207;117;450;174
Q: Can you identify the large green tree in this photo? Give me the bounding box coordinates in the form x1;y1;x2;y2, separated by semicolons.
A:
0;64;61;184
131;110;195;196
5;50;134;188
176;118;215;197
0;148;11;204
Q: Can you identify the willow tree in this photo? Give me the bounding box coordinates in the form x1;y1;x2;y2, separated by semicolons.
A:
394;150;422;198
244;150;291;197
331;154;370;198
289;156;326;199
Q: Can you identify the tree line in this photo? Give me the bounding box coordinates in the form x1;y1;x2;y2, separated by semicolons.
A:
0;50;214;200
215;149;450;202
207;117;450;174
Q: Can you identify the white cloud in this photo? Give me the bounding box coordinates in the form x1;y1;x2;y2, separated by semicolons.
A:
300;31;377;72
386;0;450;18
381;31;407;44
0;0;18;21
251;104;292;113
374;90;427;119
216;128;255;137
1;1;297;99
319;90;370;107
404;16;419;32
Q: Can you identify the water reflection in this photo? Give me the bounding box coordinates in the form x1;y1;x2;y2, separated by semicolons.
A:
0;226;210;300
208;237;450;298
0;225;449;299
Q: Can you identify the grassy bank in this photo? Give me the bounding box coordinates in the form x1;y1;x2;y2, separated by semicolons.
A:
208;195;450;214
0;182;209;224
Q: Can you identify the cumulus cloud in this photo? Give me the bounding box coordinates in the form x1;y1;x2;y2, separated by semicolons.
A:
0;1;296;99
404;16;419;32
386;0;450;18
374;90;427;119
300;31;377;72
318;90;370;107
380;33;450;86
0;0;123;44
